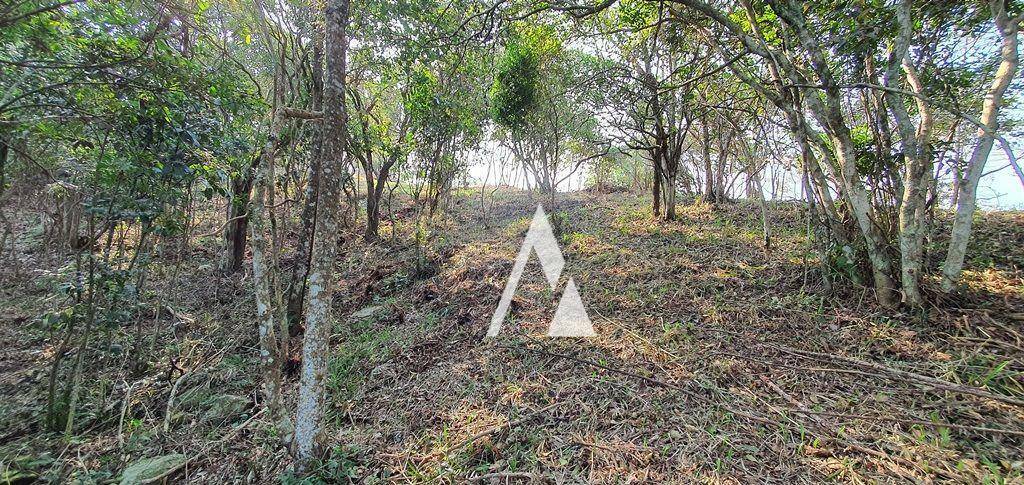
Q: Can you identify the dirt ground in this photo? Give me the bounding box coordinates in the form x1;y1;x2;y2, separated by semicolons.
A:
2;189;1023;483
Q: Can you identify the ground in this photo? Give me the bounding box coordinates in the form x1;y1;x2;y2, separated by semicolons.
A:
1;189;1023;483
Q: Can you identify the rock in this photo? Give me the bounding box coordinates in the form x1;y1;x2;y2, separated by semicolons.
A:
351;306;382;319
119;454;186;484
200;395;249;424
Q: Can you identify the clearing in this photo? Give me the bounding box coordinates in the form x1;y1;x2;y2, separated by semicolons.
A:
2;190;1024;483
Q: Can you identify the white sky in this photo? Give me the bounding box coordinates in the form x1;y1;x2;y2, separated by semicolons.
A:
464;135;1023;210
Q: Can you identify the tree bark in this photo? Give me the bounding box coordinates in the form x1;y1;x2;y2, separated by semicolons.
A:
223;154;260;273
713;128;730;203
652;152;662;217
365;171;379;242
251;110;285;420
700;115;715;200
665;170;677;221
289;27;325;322
770;0;898;307
751;166;771;254
294;0;349;471
884;0;934;307
942;3;1020;292
249;56;295;441
365;158;395;242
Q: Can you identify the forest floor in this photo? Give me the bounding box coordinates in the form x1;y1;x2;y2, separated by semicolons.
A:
2;188;1024;483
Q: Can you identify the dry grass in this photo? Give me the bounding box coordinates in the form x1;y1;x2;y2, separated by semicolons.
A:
1;189;1023;483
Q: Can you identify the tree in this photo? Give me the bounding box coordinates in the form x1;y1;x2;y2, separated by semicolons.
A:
406;59;486;214
293;0;350;470
347;70;411;242
942;0;1022;292
492;24;609;195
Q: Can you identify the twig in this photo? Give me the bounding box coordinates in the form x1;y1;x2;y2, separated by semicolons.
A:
499;344;676;391
780;346;1024;408
594;310;683;363
759;376;926;480
948;336;1024;355
162;304;196;327
714;349;880;378
139;407;265;484
705;328;1024;408
162;348;225;434
118;379;142;447
760;377;829;430
442;402;563;456
162;370;193;434
469;471;543;483
499;344;776;426
786;409;1024;438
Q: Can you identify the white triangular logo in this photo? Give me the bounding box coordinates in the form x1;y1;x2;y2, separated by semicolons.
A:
548;278;595;337
486;205;596;338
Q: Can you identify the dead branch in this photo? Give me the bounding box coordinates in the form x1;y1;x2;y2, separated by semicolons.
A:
759;376;927;480
786;408;1024;438
280;107;323;120
706;328;1024;408
779;346;1024;408
139;407;265;484
499;343;777;426
469;471;544;483
443;401;563;456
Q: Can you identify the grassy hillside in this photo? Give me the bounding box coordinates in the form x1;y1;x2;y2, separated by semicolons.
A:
2;190;1023;483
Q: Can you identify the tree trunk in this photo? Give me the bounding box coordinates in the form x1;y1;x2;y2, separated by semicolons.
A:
885;0;934;307
942;4;1019;292
750;165;771;254
0;136;7;192
365;160;394;242
294;0;349;470
713;141;728;202
223;161;257;272
813;99;898;308
773;0;898;307
801;153;833;292
251;111;286;420
700;119;715;200
652;152;662;217
64;224;95;438
289;28;325;322
665;171;676;221
364;168;379;242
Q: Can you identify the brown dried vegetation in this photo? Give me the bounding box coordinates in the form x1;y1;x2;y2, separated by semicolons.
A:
2;189;1023;483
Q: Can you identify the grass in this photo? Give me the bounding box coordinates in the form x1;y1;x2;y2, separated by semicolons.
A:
1;189;1023;482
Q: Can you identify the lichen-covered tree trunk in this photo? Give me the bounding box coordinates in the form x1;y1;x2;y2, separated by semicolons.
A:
807;93;898;308
251;66;290;429
294;0;349;470
773;0;898;307
290;28;325;321
251;114;285;415
942;3;1020;292
885;0;934;307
